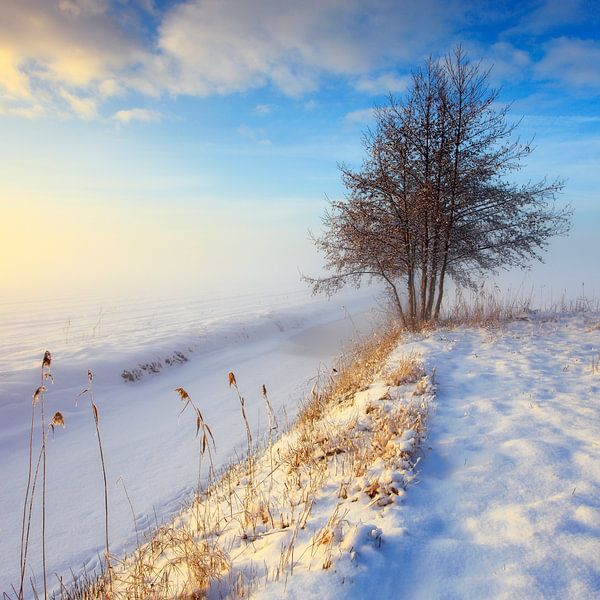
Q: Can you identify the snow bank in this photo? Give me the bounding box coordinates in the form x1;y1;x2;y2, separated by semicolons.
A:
0;286;379;596
107;342;434;598
331;312;600;599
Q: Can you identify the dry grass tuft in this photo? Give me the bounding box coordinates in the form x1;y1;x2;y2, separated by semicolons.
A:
443;285;600;330
412;377;429;396
297;323;402;428
587;321;600;332
110;525;230;599
444;286;531;328
385;354;425;386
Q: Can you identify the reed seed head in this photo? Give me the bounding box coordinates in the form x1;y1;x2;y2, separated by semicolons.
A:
262;384;267;398
228;372;236;387
175;387;190;401
88;369;93;384
33;385;47;404
92;402;100;424
49;411;65;429
42;350;51;369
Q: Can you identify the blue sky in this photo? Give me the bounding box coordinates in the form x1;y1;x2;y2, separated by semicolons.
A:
0;0;598;301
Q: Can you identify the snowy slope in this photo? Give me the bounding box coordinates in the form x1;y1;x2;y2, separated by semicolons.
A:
108;347;433;599
0;287;379;596
5;305;599;599
388;314;600;599
268;313;600;599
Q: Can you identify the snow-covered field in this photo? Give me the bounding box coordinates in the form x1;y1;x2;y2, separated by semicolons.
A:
390;314;600;599
262;312;600;599
0;287;380;595
3;299;600;599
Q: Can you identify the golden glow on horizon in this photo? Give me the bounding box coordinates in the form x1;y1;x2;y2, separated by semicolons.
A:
0;198;206;297
0;196;312;300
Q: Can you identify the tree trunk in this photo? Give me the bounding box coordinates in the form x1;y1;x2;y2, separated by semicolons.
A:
434;257;447;319
407;270;417;327
419;265;428;322
426;268;438;320
388;280;407;327
377;261;407;327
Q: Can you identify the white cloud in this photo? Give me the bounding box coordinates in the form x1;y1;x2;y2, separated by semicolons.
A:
514;0;588;35
113;107;162;123
58;0;108;17
151;0;461;97
136;0;157;14
0;46;32;101
59;89;97;119
536;37;600;88
8;0;578;121
255;103;274;115
0;0;150;119
345;108;375;124
0;101;46;119
483;42;532;82
355;72;410;95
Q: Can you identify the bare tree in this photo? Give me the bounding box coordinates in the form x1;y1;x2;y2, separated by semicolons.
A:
307;46;571;326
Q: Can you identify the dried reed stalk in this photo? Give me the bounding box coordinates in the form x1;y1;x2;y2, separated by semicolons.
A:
18;384;43;600
79;369;112;595
228;372;252;455
174;387;216;492
40;350;52;600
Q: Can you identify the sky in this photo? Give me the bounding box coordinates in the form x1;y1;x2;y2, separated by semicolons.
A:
0;0;599;303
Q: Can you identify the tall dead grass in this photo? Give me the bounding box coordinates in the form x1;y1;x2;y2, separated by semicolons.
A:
444;285;533;327
296;322;402;428
443;284;600;329
18;351;55;600
16;317;430;600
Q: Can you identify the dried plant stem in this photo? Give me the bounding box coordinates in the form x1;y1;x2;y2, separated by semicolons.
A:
228;373;252;456
94;404;110;590
18;400;37;600
174;388;217;531
39;350;51;600
40;381;48;600
262;385;278;497
262;384;278;438
88;372;111;595
227;373;256;537
20;441;44;599
118;477;140;548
